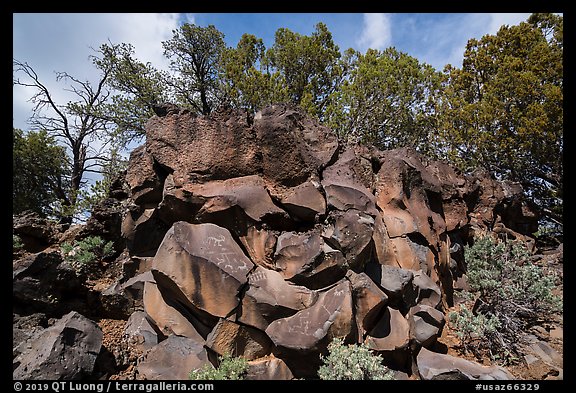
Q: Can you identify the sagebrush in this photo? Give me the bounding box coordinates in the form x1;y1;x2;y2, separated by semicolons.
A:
13;234;23;251
452;235;562;363
318;337;394;380
189;353;248;380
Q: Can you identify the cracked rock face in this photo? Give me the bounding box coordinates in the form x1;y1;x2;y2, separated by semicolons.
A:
116;104;538;378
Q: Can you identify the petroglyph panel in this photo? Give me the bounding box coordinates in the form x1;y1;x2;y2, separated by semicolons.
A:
239;266;318;331
265;279;353;351
151;221;254;318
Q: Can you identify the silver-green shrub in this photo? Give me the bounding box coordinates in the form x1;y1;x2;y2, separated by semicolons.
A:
318;337;394;380
189;353;249;380
13;234;24;251
455;235;562;363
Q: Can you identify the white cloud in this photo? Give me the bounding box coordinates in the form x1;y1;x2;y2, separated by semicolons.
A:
97;13;181;71
486;13;531;35
13;13;182;131
400;13;532;71
357;13;392;52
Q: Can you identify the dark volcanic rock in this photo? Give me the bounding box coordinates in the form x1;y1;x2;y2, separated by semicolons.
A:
253;104;338;186
205;318;273;360
13;211;61;253
239;266;318;331
13;311;103;380
137;335;210;380
150;222;254;320
145;107;259;184
18;104;542;380
265;279;353;352
417;347;515;380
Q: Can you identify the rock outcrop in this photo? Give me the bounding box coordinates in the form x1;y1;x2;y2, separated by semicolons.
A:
118;104;537;378
13;103;541;380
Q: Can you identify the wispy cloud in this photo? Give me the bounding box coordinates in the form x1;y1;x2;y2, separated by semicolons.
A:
357;13;392;52
486;13;531;35
393;13;532;71
13;13;181;131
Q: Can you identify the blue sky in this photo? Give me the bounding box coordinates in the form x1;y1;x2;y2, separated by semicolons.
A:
13;12;535;132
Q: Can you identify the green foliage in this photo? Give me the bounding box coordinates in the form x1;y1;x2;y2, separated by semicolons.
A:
219;33;289;114
439;13;563;224
318;337;394;380
189;353;249;380
12;128;70;217
266;22;345;119
465;236;562;316
448;304;501;357
13;234;24;251
162;24;226;115
93;42;166;147
457;235;562;363
325;47;444;155
60;236;115;274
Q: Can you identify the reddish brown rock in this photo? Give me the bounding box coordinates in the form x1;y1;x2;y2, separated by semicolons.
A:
346;271;389;341
372;212;398;266
322;209;374;270
205;318;273;360
145;108;260;184
274;231;323;280
322;145;378;216
419;158;469;232
143;280;206;342
109;104;545;380
246;356;294;380
124;311;161;353
388;236;436;273
151;222;254;320
253;104;338;186
467;168;539;236
122;206;170;257
265;279;353;351
365;306;410;352
239;266;318;331
290;243;348;289
412;270;442;309
157;174;205;226
417;347;515;380
137;335;211;380
365;264;416;310
274;180;326;222
375;148;447;250
183;175;289;224
125;145;165;205
238;226;277;270
408;304;445;348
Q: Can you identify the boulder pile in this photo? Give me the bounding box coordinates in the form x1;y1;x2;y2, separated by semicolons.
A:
120;104;537;378
13;104;539;380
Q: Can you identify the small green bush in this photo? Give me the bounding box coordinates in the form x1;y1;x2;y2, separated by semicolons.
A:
457;235;563;363
318;337;394;380
60;236;114;274
448;304;501;357
465;235;562;318
189;353;249;380
13;234;24;251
